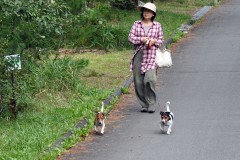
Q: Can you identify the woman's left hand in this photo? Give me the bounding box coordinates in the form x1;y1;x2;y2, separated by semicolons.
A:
150;38;157;45
147;38;157;49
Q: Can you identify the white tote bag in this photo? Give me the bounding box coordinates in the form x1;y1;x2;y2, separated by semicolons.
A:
156;47;172;68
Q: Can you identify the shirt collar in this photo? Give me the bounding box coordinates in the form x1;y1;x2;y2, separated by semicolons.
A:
136;20;157;25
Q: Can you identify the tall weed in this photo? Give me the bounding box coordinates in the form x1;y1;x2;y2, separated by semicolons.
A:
20;57;89;94
0;56;89;116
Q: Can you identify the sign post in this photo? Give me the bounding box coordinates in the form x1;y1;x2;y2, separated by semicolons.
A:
4;54;21;117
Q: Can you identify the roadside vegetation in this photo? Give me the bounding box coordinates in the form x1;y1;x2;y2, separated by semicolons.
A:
0;0;218;159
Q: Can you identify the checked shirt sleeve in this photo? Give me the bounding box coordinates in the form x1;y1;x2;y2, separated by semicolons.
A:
128;22;143;45
154;23;164;47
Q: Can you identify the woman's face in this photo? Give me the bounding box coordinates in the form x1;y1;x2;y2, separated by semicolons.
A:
143;8;154;20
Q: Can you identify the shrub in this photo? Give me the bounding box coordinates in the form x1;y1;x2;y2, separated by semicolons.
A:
20;57;89;94
110;0;136;10
0;0;70;58
0;56;89;117
64;3;132;50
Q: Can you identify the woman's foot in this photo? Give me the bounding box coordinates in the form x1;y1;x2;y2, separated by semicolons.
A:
140;107;148;112
148;105;155;113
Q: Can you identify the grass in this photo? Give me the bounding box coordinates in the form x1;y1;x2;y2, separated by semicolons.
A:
0;85;113;159
68;50;133;89
0;0;217;159
0;51;132;160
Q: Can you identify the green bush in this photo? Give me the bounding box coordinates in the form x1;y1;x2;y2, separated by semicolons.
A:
65;0;110;14
110;0;136;10
64;3;131;50
0;78;11;117
0;0;70;58
172;29;184;43
0;56;89;117
20;57;89;94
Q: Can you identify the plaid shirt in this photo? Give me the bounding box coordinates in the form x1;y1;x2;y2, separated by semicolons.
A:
128;20;164;73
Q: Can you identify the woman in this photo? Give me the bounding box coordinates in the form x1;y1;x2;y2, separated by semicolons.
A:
128;2;164;113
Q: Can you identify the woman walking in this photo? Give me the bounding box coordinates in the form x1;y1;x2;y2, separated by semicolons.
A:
128;2;164;113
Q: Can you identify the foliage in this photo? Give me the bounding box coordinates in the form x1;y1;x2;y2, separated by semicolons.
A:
0;0;71;116
110;0;136;10
0;0;70;57
121;87;130;94
172;29;185;43
21;57;89;94
0;54;116;160
64;3;131;50
65;0;109;14
0;88;112;160
0;56;89;117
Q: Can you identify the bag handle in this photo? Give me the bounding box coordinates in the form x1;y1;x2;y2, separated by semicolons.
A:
158;43;167;51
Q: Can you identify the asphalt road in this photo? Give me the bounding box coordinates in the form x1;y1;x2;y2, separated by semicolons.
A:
58;0;240;159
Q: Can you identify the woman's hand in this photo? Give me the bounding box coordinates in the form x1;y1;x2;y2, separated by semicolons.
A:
141;37;149;44
147;38;157;49
150;38;157;45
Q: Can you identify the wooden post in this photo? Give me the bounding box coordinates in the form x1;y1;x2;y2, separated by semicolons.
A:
10;71;17;118
10;98;17;118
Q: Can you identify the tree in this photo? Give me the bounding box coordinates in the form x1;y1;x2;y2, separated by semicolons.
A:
0;0;70;117
0;0;70;59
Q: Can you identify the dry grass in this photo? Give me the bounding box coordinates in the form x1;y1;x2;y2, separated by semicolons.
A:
61;50;133;90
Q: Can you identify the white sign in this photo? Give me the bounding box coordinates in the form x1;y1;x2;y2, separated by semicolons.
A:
4;54;21;71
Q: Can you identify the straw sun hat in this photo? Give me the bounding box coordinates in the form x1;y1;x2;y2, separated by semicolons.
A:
138;2;156;13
